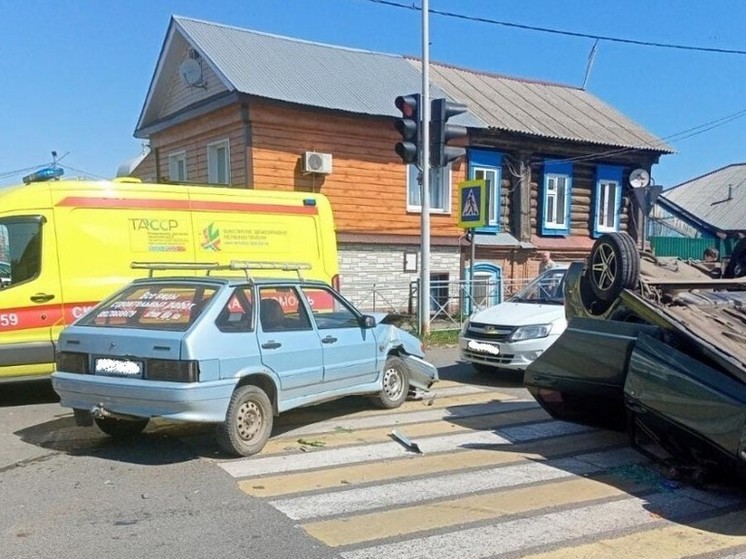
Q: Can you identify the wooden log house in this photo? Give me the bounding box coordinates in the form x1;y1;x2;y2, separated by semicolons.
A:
128;16;673;311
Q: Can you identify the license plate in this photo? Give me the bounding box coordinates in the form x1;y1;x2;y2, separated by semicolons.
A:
94;357;143;378
467;340;500;355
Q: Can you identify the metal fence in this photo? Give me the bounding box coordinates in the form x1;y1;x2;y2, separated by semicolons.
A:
343;277;532;332
649;236;734;260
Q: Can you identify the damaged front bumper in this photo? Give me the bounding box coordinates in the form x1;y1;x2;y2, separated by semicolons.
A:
402;354;439;390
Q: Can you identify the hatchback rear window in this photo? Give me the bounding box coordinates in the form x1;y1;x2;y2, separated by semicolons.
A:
78;283;217;331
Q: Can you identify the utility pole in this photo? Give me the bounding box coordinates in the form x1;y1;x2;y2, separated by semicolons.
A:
420;0;431;336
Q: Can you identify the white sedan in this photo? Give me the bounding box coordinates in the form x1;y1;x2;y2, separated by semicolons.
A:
460;265;569;373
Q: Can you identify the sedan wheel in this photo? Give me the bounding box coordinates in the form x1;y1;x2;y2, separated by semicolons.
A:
373;356;410;409
589;233;640;302
217;385;273;457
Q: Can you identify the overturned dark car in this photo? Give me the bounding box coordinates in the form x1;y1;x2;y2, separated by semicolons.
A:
524;232;746;481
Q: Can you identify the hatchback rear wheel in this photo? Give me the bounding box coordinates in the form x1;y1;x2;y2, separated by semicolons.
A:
217;385;273;457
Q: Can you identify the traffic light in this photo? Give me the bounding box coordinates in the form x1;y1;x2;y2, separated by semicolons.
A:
394;93;421;164
430;98;468;168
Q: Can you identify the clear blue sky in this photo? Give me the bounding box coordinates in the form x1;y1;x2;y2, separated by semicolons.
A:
1;0;744;188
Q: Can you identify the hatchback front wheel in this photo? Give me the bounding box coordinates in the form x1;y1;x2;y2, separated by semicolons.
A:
373;355;410;409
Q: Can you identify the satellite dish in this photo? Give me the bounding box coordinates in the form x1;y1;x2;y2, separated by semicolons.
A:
179;58;203;87
629;168;650;189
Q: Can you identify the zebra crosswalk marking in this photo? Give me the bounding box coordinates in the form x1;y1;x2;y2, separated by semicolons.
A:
220;419;592;478
269;447;643;520
259;406;549;455
302;474;649;547
221;384;746;559
266;396;538;444
338;492;722;559
239;430;627;498
259;391;531;449
509;509;746;559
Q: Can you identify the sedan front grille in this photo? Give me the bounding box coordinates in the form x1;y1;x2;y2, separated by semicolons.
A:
466;322;516;342
462;349;516;365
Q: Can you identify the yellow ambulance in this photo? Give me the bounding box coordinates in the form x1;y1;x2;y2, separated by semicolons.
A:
0;168;339;380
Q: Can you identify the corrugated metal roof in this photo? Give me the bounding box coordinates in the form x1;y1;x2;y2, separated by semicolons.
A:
659;163;746;232
417;60;673;153
173;17;482;126
141;16;668;154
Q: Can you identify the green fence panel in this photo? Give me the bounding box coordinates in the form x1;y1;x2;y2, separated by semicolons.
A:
650;237;732;259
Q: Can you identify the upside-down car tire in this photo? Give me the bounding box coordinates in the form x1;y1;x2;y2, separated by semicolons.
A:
588;233;640;302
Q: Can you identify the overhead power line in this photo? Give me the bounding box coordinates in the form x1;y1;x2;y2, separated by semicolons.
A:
361;0;746;56
0;165;44;180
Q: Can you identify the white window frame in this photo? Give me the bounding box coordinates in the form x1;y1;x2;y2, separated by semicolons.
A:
544;173;569;229
596;179;620;232
472;167;499;226
168;151;187;182
207;139;231;185
406;164;452;214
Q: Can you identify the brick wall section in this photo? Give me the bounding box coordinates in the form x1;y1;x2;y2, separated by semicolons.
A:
338;242;461;313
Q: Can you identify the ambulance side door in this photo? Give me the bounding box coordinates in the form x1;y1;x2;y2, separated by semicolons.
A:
0;214;63;377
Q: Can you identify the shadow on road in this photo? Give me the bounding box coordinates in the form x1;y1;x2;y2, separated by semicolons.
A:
13;414;220;465
0;379;59;407
444;397;746;537
437;362;525;389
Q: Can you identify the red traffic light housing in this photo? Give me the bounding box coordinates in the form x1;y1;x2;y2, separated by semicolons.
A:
430;98;468;168
394;94;421;165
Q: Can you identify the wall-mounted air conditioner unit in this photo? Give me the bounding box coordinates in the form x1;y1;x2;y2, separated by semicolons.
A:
302;152;333;175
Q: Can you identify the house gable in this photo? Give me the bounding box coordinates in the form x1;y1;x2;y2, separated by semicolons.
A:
656;163;746;234
136;16;482;138
160;41;229;120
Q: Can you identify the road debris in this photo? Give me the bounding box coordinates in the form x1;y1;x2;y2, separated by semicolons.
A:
298;438;326;448
390;429;422;454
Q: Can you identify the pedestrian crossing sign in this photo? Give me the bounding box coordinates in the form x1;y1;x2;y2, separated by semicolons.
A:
457;179;487;228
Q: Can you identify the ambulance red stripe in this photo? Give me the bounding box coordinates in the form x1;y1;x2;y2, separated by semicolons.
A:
0;302;99;332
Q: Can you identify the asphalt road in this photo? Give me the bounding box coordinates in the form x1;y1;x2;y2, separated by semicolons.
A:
1;348;745;559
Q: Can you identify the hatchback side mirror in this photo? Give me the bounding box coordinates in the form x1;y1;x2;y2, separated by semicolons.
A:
360;315;376;328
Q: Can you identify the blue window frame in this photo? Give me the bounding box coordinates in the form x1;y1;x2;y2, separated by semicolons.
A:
468;149;503;232
466;262;503;314
407;164;451;213
593;165;624;236
540;160;572;236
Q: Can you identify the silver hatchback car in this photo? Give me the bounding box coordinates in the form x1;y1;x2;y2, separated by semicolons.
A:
52;262;438;456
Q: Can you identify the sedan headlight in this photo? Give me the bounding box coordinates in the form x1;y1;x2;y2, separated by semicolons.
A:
510;323;552;341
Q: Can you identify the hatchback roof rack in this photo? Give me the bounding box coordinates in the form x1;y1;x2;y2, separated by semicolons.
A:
131;261;312;281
